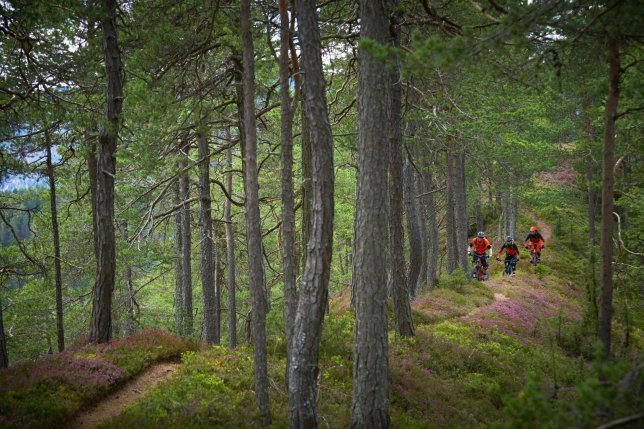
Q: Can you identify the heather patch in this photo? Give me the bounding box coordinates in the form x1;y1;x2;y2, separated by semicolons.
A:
0;329;190;429
0;353;125;429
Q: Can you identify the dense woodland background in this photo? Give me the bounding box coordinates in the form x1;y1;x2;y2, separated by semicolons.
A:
0;0;642;428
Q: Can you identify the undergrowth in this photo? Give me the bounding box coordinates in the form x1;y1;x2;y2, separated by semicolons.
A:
0;329;190;429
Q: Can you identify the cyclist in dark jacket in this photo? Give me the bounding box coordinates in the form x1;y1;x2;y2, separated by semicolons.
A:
497;236;520;275
523;226;545;261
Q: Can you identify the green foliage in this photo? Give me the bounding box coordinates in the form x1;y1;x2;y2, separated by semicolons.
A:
503;355;643;429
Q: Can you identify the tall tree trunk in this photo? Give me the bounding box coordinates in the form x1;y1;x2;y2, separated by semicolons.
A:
214;223;223;343
598;36;620;358
46;136;64;352
197;123;218;344
351;1;391;427
300;91;312;275
475;177;484;232
0;292;7;368
90;0;123;343
421;171;439;289
179;160;193;336
445;150;458;273
241;1;271;424
279;0;298;386
224;144;237;348
454;152;469;271
288;1;335;426
388;6;414;337
404;156;422;297
173;180;185;335
119;220;135;336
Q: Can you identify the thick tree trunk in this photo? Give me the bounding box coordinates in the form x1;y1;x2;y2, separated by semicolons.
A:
46;137;65;352
0;293;7;368
598;36;620;358
403;157;422;298
241;1;271;424
90;0;122;343
388;6;414;337
224;144;237;348
197;123;218;344
279;0;298;386
179;160;193;336
351;1;391;427
288;1;335;427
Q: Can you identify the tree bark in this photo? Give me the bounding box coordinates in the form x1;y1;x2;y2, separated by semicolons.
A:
351;1;391;427
224;144;237;348
278;0;298;386
300;93;312;276
598;36;620;358
445;150;458;273
241;1;271;424
90;0;123;343
173;179;185;335
404;156;422;297
46;136;65;352
288;1;335;426
179;159;193;336
388;4;414;338
197;122;218;344
421;171;439;289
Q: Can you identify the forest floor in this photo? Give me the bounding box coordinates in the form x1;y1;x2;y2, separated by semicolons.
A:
66;362;179;429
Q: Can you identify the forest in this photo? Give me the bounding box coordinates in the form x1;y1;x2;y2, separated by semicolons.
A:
0;0;642;428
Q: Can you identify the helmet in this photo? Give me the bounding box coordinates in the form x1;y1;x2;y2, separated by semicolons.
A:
530;226;537;232
506;236;513;242
477;231;485;238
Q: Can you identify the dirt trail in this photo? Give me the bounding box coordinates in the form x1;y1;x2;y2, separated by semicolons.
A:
67;362;179;429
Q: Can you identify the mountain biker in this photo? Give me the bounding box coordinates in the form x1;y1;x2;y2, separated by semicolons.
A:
468;231;492;279
523;226;545;262
497;236;520;276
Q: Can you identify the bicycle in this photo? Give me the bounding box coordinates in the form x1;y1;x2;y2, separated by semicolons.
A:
525;244;540;266
497;257;517;276
470;253;488;281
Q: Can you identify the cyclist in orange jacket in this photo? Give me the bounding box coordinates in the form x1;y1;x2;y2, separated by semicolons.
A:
523;226;545;262
468;231;492;279
497;236;520;275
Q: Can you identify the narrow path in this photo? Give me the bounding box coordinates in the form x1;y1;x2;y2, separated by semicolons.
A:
67;362;179;429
